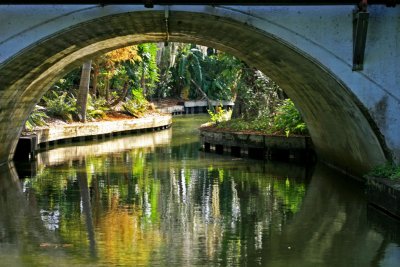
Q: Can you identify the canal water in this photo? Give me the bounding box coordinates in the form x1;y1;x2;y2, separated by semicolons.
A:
1;114;400;266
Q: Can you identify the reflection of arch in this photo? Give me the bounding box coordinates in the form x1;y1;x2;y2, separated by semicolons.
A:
0;8;388;175
259;163;393;266
0;163;62;262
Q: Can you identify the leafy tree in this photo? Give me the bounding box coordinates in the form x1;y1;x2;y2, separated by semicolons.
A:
233;68;284;120
136;43;159;98
153;43;177;99
170;45;204;100
97;45;141;101
200;53;242;101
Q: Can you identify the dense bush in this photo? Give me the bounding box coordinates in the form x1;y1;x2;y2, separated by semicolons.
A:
272;99;307;136
207;105;232;124
25;106;49;131
86;96;109;120
368;163;400;180
122;88;149;117
42;91;77;122
216;117;270;133
212;99;307;136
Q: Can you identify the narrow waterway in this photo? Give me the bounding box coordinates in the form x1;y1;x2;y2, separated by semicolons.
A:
1;115;400;266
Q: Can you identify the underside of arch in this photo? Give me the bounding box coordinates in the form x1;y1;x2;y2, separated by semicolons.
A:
0;10;388;176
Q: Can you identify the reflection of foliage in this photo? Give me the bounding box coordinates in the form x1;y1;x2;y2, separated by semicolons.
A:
26;167;71;201
23;120;308;265
27;149;163;264
273;177;306;213
97;195;162;265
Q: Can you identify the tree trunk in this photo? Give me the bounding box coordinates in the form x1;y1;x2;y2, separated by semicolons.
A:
170;42;177;66
156;43;164;65
190;79;215;112
109;81;129;107
91;61;99;97
141;62;146;96
105;77;110;102
232;95;244;119
77;60;92;122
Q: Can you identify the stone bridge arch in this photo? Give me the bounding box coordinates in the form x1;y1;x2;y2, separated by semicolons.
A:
1;5;398;176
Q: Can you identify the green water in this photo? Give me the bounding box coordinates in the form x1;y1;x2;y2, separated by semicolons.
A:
1;114;399;266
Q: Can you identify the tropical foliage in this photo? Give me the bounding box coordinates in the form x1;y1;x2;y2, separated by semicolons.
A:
122;88;149;117
86;95;109;120
272;99;307;136
26;42;306;137
42;91;77;122
214;99;307;136
25;106;49;130
207;105;232;124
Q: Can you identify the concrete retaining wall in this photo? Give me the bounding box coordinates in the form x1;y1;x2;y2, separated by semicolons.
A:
366;176;400;219
199;128;314;161
33;115;171;145
15;114;172;160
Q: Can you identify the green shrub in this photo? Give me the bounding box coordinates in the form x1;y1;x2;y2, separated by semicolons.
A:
368;163;400;180
207;105;232;124
42;91;77;122
86;96;109;120
25;106;49;131
272;99;307;136
216;117;270;133
122;88;149;117
211;98;307;136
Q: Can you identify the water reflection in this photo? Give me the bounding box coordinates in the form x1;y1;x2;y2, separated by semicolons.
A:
0;162;66;266
36;128;172;166
1;115;399;266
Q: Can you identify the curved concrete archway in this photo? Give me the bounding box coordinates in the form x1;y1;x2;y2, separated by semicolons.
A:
0;6;391;176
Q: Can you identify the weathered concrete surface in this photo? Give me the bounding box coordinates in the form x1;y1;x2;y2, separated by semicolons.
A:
157;105;184;114
366;176;400;219
184;100;234;107
1;5;399;176
32;114;171;145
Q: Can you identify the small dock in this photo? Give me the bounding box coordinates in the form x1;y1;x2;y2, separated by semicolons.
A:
156;100;234;115
183;100;234;114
